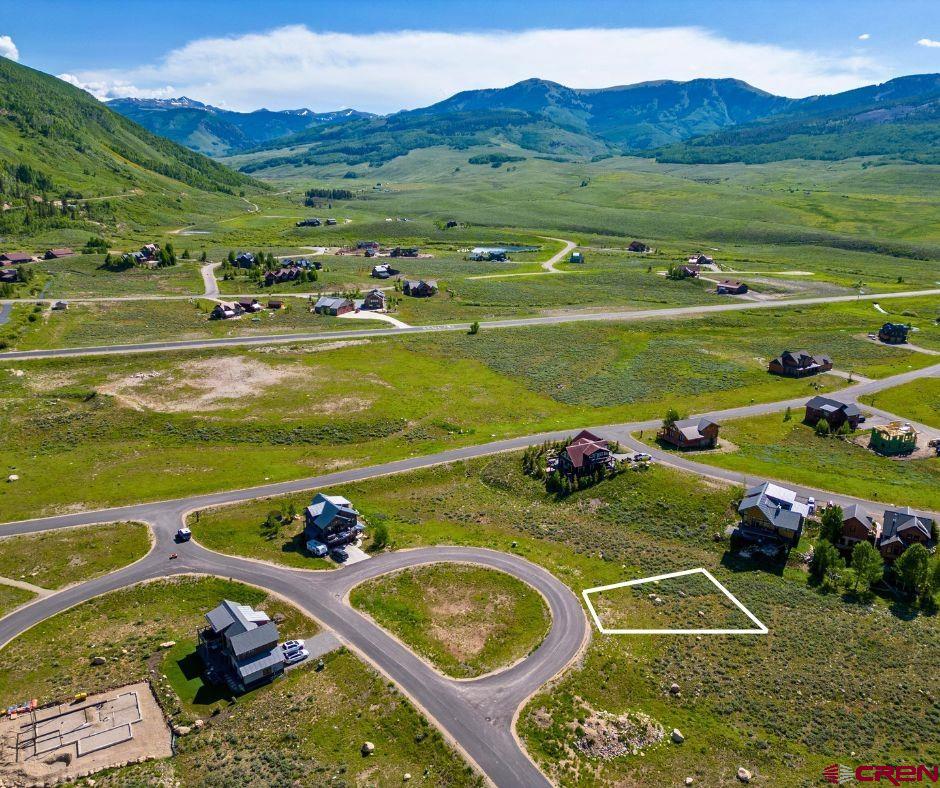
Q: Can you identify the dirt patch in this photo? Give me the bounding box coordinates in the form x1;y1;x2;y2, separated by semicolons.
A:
0;681;171;784
98;356;313;413
250;340;371;354
425;588;511;661
572;706;665;760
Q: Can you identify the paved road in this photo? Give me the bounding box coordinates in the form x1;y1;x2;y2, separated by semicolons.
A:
2;287;938;361
540;236;577;273
200;262;221;298
0;360;937;785
0;302;10;326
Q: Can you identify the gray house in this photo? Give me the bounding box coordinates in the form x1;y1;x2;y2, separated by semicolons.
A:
736;481;809;548
198;600;284;691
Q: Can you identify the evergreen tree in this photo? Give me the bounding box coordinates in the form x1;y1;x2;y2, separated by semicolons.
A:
819;504;843;544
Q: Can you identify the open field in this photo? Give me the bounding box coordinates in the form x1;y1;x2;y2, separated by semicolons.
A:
0;521;151;589
641;412;940;511
179;453;940;785
350;564;550;678
38;255;205;298
0;576;478;786
3;297;937;520
860;376;940;429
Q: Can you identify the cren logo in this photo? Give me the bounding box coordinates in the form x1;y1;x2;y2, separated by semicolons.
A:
824;764;856;784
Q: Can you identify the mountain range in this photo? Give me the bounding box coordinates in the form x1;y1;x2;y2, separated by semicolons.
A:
106;96;375;156
106;74;940;171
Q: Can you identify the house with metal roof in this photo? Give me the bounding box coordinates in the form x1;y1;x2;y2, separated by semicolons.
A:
804;396;862;431
313;296;355;316
659;416;720;450
304;492;364;549
877;507;933;561
198;600;284;691
736;481;809;547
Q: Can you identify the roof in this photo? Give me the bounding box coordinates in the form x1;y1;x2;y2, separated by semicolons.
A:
805;396;861;418
881;507;933;544
738;481;807;532
842;503;876;526
671;416;718;441
718;279;743;287
0;252;32;262
228;621;279;659
46;248;74;256
314;296;351;309
235;646;284;680
563;430;609;469
205;599;271;637
306;492;358;529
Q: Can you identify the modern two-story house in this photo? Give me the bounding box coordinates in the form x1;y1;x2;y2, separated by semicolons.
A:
198;600;285;692
736;481;809;548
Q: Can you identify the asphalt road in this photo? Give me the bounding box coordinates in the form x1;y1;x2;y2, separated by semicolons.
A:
0;360;937;785
1;287;938;361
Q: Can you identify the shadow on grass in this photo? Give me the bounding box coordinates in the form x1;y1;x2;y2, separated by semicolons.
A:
174;651;235;707
719;548;787;577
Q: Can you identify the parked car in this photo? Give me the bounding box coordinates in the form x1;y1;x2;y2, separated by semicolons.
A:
807;496;816;515
282;639;304;652
330;547;349;563
175;527;192;542
283;647;309;665
306;539;328;557
633;452;652;462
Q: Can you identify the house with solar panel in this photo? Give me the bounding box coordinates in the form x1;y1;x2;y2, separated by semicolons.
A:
198;600;285;692
736;481;809;548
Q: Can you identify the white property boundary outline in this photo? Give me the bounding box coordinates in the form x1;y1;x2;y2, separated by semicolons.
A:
582;568;768;635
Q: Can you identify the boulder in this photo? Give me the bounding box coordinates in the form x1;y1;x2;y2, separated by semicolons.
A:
361;741;375;756
737;767;752;783
685;779;694;786
671;729;684;744
669;683;680;695
159;641;176;649
173;725;191;737
6;474;18;482
90;656;106;666
194;719;205;729
403;774;412;782
273;613;286;624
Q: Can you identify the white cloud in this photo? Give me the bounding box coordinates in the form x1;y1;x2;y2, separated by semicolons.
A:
0;34;19;61
58;25;889;113
917;38;940;48
858;33;871;41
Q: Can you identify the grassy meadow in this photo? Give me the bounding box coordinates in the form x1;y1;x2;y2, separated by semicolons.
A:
861;376;940;429
350;564;550;678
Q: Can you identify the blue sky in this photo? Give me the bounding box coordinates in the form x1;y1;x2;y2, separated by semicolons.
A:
2;0;939;112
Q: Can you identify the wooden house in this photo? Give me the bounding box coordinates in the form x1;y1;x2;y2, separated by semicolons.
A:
44;248;75;259
313;296;354;316
402;279;437;298
804;396;862;430
716;280;748;295
869;422;917;456
361;289;387;311
736;481;808;547
877;507;933;561
768;350;832;378
839;504;880;550
878;322;910;345
659;416;720;449
555;430;613;477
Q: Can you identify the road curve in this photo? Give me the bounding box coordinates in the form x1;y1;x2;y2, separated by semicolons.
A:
0;524;585;787
2;287;938;361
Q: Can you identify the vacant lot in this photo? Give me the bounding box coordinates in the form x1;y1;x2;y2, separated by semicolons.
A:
351;564;550;678
0;522;151;588
861;376;940;429
39;255;204;298
0;576;477;786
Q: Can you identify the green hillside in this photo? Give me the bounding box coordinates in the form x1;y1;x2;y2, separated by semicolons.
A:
0;58;258;238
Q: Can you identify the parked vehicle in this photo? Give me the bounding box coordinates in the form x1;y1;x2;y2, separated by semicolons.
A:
175;527;192;542
633;452;653;462
282;640;304;653
169;553;178;560
284;648;308;665
306;539;328;557
807;496;816;515
330;547;349;563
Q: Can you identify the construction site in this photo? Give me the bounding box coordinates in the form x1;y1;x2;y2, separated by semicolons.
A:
0;682;171;785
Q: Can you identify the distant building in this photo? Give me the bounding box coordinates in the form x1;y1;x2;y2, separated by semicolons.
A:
804;396;862;431
44;248;75;259
234;252;256;269
877;507;933;561
554;430;614;477
627;241;650;253
402;279;437;298
768;350;832;378
570;251;584;264
676;264;699;278
267;299;285;310
296;218;322;227
361;289;387;311
264;265;302;286
356;241;380;251
304;493;364;549
716;280;748;295
211;301;240;320
839;504;880;551
0;251;33;264
313;296;355;316
687;253;714;266
736;481;808;547
390;246;419;258
0;268;18;284
878;322;910;345
869;422;917;456
659;416;720;450
198;600;284;692
468;247;509;262
51;300;69;311
237;298;262;313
